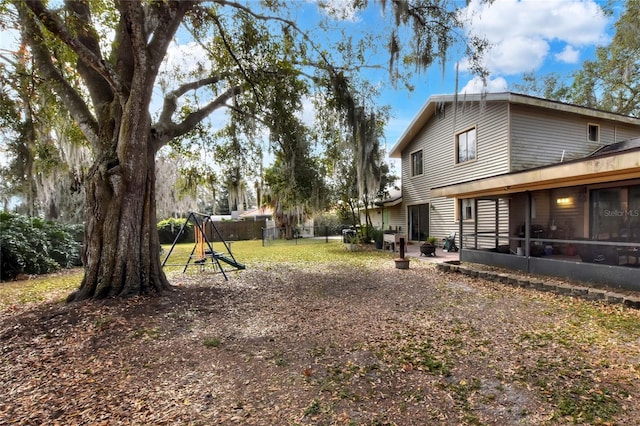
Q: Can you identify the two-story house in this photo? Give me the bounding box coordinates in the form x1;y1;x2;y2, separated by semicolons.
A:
390;92;640;290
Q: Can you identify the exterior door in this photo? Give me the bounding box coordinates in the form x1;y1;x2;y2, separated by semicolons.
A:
409;204;430;241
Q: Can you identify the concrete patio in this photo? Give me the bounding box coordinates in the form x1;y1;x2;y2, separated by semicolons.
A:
391;243;460;264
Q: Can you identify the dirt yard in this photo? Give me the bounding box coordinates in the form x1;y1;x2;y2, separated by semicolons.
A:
1;258;640;425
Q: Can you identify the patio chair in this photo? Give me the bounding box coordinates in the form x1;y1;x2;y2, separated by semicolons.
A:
443;232;458;252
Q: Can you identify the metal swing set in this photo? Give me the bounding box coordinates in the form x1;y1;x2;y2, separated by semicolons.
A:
161;212;245;280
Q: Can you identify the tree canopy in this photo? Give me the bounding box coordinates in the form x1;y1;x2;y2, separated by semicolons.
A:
1;0;483;300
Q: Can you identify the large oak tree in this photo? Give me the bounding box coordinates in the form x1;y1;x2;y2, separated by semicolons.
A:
8;0;475;301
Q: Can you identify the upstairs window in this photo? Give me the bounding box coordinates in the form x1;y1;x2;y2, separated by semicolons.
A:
411;150;423;176
456;128;476;163
588;124;600;142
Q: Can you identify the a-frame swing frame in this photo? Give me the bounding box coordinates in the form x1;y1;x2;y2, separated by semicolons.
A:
161;212;245;280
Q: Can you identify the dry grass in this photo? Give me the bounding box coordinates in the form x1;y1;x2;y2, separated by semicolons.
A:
1;241;640;425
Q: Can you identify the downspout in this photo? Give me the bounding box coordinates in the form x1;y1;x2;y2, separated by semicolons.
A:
507;100;512;172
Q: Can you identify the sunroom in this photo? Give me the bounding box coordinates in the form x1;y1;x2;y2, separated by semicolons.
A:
431;138;640;291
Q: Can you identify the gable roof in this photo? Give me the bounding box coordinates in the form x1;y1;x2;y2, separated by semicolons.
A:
374;188;402;207
389;92;640;158
238;207;273;219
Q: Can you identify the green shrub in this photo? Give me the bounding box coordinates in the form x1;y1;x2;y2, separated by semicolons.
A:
370;227;384;244
0;212;82;281
41;221;83;268
157;217;193;244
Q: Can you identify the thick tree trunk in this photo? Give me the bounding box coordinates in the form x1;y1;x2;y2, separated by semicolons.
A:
275;212;295;240
68;110;171;302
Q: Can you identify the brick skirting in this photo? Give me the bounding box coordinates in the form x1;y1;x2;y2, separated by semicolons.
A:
436;261;640;309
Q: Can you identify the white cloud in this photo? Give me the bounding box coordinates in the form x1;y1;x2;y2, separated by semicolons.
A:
460;76;508;95
461;0;609;76
555;45;580;64
0;28;19;56
159;41;211;80
297;95;318;128
483;36;549;75
312;0;360;22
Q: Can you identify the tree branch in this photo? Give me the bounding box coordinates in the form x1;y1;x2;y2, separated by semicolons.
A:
212;0;337;74
211;0;360;130
208;11;262;105
23;0;126;100
146;1;194;72
157;74;234;126
65;0;115;118
16;0;99;146
118;1;147;69
155;84;242;149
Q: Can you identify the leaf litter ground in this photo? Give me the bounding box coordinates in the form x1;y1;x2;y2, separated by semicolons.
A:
1;259;640;425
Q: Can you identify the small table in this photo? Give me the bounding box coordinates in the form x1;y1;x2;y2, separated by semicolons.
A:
383;233;406;253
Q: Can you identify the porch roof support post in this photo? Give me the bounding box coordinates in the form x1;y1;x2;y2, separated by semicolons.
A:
474;199;479;249
459;198;464;251
525;192;532;257
495;199;500;249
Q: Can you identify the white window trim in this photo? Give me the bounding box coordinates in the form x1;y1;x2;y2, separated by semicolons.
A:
587;123;600;143
455;127;477;164
410;149;424;177
454;198;475;222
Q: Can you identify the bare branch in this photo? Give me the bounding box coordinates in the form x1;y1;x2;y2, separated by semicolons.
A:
157;74;233;126
211;0;342;82
155;84;242;148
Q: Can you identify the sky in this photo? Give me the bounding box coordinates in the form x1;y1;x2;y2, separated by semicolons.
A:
209;0;618;174
317;0;619;166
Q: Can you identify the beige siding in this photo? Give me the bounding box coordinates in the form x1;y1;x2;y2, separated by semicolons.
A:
401;100;511;240
601;125;640;144
428;197;454;238
386;205;405;233
399;96;640;243
360;207;383;229
510;105;640;171
427;197;508;247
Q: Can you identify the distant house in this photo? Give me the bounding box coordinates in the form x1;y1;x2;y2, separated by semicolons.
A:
358;189;404;232
375;188;404;232
390;92;640;290
238;207;273;221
